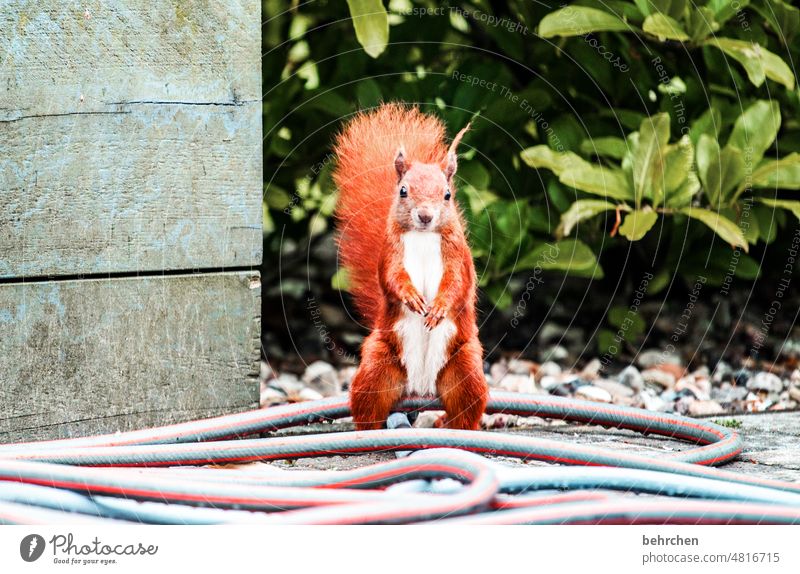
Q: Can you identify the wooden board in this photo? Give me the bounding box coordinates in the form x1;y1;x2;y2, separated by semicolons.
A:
0;1;261;116
0;0;262;277
0;272;261;443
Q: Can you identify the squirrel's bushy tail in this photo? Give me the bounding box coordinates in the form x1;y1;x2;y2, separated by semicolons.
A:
333;103;448;327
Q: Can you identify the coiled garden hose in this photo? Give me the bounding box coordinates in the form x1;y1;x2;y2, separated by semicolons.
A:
0;391;797;524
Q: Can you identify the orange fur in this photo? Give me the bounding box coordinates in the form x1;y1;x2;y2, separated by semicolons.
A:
333;103;488;430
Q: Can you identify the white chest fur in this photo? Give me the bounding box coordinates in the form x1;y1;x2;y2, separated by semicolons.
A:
394;231;456;396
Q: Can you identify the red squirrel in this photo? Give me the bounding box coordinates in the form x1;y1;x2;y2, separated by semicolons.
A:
333;103;488;430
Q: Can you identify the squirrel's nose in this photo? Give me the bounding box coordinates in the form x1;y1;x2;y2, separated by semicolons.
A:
417;210;433;225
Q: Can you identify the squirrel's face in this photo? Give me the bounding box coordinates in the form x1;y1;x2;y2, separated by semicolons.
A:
393;151;457;233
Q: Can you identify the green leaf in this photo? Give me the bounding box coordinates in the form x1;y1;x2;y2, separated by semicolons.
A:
728;100;781;162
680;207;749;251
696;133;719;197
619;209;659;241
556;199;620;238
561;166;633;201
751;0;799;45
666;172;701;208
689;107;721;147
662;136;695;197
355;79;383;107
538;6;630;37
346;0;389;58
750;153;800;190
597;328;621;356
709;146;746;205
608;305;646;339
643;13;689;41
580;137;629;160
686;7;718;42
633;113;670;207
265;186;293;209
521;145;574;173
521;146;634;200
484;283;513;310
734;254;761;279
709;0;751;25
741;208;760;244
706;38;795;89
752;205;778;243
654;0;687;19
757;197;800;220
519;239;600;275
331;267;351;291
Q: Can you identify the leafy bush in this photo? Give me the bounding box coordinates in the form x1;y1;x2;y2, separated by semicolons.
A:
263;0;800;315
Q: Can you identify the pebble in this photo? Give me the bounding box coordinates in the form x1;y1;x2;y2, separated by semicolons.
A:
260;386;286;407
711;361;733;384
548;384;573;397
617;365;645;391
675;377;710;401
653;362;686;381
791;369;800;388
414;411;445;428
499;373;536;394
790;386;800;403
575;385;612;403
298;387;324;401
711;383;749;404
540;344;569;362
641;368;676;390
507;359;539;375
732;369;752;386
538;322;567;344
675;395;695;415
490;361;509;384
688;400;724;417
744;391;774;412
337;366;357;391
538;375;561;392
482;413;518;429
637;349;681;369
772;391;797;411
747;372;783;394
579;358;602;381
270;373;304;394
639;389;667;412
592;379;634;399
302;360;341;397
536;361;562;379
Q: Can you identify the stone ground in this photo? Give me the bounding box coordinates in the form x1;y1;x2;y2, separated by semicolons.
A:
254;411;800;483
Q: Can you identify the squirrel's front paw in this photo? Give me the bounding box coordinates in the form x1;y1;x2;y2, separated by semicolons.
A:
424;300;448;330
400;286;427;315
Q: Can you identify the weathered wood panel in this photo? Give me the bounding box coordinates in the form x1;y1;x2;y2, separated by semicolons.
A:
0;1;261;116
0;272;261;442
0;0;262;277
0;103;262;277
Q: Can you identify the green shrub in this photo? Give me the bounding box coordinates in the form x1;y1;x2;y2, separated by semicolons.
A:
263;0;800;311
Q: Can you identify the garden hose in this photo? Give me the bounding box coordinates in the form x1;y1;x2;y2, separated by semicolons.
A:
0;391;798;524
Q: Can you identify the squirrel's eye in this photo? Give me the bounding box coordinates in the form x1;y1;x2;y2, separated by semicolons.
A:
399;186;408;198
444;190;452;201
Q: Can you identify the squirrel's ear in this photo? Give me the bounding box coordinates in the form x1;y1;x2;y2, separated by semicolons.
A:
444;123;470;181
394;147;407;182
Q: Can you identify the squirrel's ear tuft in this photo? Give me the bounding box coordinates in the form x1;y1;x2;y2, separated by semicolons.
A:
445;123;470;181
394;147;407;181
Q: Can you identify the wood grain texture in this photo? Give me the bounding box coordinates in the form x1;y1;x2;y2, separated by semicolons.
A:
0;0;261;117
0;0;262;277
0;272;261;443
